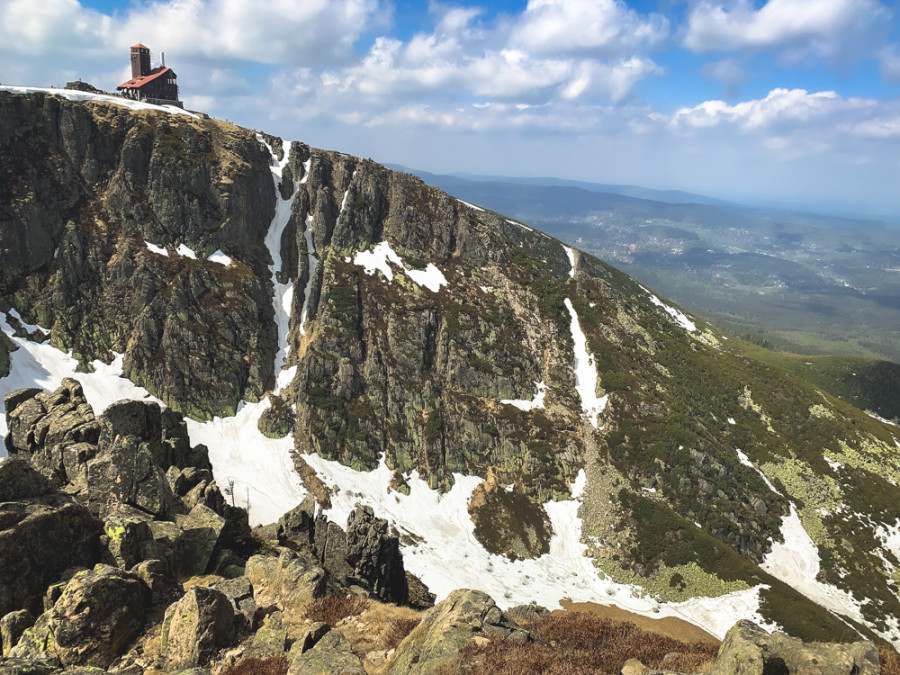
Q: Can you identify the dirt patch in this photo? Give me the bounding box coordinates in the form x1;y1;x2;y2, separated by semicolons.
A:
560;600;720;645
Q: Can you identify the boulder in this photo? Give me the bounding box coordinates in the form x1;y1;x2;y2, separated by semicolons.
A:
10;564;149;668
161;586;235;671
209;577;256;629
287;629;364;675
246;551;326;614
0;459;51;501
288;622;330;658
710;620;880;675
389;589;530;674
0;610;33;658
0;493;101;617
102;504;154;569
247;611;287;658
129;559;178;605
176;503;226;577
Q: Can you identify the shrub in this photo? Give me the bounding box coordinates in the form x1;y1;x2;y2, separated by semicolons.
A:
384;616;422;650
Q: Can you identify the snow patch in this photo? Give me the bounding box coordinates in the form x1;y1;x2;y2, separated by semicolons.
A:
457;199;484;212
145;241;168;256
176;244;197;259
641;286;697;332
727;417;736;425
348;241;448;293
736;449;782;495
8;310;49;337
0;85;198;118
500;380;546;412
563;246;576;278
258;136;298;392
507;219;533;232
761;504;868;628
564;299;608;428
207;250;232;267
824;456;843;472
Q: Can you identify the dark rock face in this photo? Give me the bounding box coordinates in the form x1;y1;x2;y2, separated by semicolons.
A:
0;493;100;617
710;620;880;675
344;506;408;605
10;565;149;669
0;459;51;502
0;91;277;419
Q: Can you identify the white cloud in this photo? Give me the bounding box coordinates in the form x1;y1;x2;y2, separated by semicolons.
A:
684;0;890;63
512;0;669;56
670;88;876;132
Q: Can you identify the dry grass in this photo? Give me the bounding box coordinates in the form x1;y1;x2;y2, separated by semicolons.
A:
331;598;423;654
222;654;288;675
882;646;900;675
303;594;370;625
450;612;719;675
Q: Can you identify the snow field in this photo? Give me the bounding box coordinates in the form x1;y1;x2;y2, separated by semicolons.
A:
0;86;199;118
563;245;576;278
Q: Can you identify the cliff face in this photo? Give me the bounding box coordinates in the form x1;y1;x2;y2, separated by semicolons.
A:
4;90;900;645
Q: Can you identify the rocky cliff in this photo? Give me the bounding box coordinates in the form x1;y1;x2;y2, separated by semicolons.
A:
3;88;900;650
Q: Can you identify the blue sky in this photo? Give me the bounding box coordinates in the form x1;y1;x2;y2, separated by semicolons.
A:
2;0;900;217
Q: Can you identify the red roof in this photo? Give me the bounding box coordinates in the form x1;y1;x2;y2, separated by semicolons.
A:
131;43;149;49
117;66;174;90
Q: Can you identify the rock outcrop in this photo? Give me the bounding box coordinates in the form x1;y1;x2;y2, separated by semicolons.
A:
389;588;530;674
161;586;236;671
710;620;880;675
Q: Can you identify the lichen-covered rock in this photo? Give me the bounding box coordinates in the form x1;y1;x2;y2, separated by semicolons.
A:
505;603;550;625
287;629;364;675
101;505;153;570
389;589;530;674
245;551;326;614
161;586;235;671
405;573;435;611
247;611;287;658
258;395;295;439
710;620;880;675
10;564;149;669
0;494;101;617
0;611;33;658
0;657;58;674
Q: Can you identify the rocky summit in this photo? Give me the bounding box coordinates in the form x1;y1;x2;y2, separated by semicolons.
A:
1;87;900;672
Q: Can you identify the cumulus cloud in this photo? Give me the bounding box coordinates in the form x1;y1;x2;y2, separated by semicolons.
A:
511;0;669;56
684;0;890;63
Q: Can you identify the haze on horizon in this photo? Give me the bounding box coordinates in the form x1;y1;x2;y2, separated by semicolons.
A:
2;0;899;219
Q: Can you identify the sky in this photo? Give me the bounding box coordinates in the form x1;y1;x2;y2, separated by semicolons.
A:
2;0;900;218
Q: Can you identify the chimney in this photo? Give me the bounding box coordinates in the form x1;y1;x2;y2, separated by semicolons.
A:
162;52;165;67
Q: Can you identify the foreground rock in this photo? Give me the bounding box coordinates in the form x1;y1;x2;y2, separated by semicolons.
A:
288;629;364;675
10;565;149;668
710;620;880;675
0;461;101;617
389;588;530;674
161;586;236;670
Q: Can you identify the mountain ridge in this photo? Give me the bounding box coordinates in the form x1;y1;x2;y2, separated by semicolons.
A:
2;88;900;655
